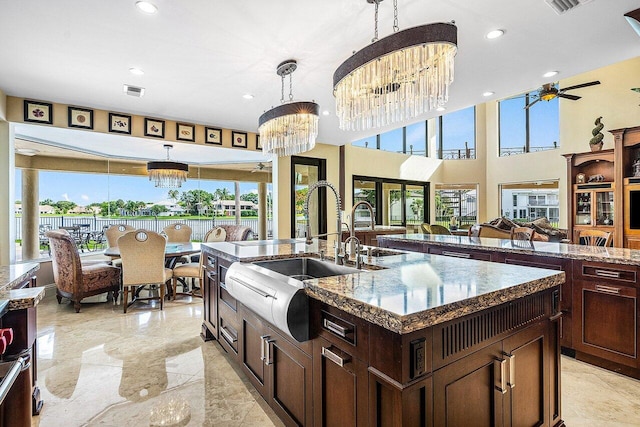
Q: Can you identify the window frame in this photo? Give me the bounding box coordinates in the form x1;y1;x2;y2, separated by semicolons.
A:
350;120;428;156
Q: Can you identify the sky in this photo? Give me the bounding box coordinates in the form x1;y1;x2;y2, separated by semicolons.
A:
14;170;262;205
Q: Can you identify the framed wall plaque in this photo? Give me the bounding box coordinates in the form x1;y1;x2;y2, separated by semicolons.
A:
177;123;195;142
205;127;222;145
24;100;53;124
68;107;93;129
145;118;165;138
108;113;131;134
232;131;247;148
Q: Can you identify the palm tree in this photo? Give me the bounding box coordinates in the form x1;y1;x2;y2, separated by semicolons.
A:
168;190;179;203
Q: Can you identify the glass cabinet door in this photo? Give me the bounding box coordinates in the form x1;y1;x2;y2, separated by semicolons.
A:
576;192;591;225
595;191;614;226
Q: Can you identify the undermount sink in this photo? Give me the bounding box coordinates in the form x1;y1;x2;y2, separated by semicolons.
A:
253;257;361;281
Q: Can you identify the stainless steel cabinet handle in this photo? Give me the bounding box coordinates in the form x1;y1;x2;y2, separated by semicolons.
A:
260;335;270;362
506;353;515;389
0;357;25;405
322;346;350;367
219;281;227;290
594;269;621;279
265;339;275;366
442;251;471;259
220;327;236;343
233;277;276;299
494;359;507;394
323;318;349;337
594;284;621;294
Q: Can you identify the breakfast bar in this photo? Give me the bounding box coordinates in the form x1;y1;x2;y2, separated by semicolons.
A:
201;239;565;426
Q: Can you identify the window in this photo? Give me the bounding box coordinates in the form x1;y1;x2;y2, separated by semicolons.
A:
350;121;427;156
499;92;559;156
353;176;428;233
437;107;476;159
379;128;403;153
500;181;560;226
434;184;478;227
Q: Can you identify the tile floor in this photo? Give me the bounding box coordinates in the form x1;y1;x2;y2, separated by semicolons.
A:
30;294;640;426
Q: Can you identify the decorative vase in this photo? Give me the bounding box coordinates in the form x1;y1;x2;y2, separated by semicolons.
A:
590;142;603;152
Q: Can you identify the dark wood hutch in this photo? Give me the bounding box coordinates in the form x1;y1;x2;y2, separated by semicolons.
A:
564;125;640;248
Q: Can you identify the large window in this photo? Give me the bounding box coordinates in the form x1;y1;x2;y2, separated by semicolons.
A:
353;176;428;233
434;184;478;227
499;92;559;156
437;107;476;160
350;120;427;156
500;181;560;226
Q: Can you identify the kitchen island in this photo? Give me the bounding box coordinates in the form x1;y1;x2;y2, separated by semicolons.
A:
378;233;640;380
0;263;45;426
201;239;565;427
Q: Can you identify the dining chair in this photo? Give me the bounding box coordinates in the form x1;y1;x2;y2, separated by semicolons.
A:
162;223;192;243
46;229;121;313
118;230;173;313
578;229;612;247
104;224;135;267
422;224;452;235
510;226;535;242
173;227;227;299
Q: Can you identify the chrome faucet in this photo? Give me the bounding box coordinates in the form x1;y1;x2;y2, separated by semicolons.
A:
349;201;375;257
303;180;344;263
343;236;362;269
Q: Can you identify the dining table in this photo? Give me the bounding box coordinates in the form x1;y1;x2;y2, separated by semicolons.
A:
104;242;201;269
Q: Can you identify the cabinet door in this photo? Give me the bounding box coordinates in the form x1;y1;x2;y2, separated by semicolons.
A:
503;321;549;427
267;326;313;427
573;280;638;367
575;191;592;226
239;305;270;397
313;337;368;427
433;341;504;427
201;267;218;340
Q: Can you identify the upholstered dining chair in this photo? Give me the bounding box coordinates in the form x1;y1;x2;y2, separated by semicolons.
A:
421;224;452;235
118;230;173;313
175;227;227;299
510;226;535;242
104;224;135;267
578;229;612;247
46;229;121;313
162;223;192;243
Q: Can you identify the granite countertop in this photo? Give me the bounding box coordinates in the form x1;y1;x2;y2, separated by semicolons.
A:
203;239;564;334
377;234;640;266
0;263;46;310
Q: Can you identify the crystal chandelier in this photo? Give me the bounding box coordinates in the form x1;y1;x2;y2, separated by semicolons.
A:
147;144;188;188
333;0;457;131
258;60;319;156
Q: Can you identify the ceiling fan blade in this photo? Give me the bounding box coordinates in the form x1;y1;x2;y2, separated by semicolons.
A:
557;93;581;101
561;81;601;92
524;98;541;109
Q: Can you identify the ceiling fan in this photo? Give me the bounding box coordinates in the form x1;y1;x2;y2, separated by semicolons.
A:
524;80;601;109
251;162;272;173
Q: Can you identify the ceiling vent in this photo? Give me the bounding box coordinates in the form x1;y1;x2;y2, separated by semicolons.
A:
123;84;145;97
545;0;593;15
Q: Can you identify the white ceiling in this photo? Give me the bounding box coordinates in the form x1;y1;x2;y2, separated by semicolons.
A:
1;0;640;160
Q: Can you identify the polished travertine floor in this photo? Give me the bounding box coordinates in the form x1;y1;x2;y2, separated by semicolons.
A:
31;293;640;426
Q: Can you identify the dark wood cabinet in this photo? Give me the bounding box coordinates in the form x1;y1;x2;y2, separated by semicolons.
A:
573;279;638;368
238;304;313;427
201;248;224;342
313;336;369;427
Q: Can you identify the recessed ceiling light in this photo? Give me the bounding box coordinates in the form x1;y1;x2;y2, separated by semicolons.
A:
436;106;446;112
486;29;505;39
322;110;330;116
543;71;559;78
135;1;157;14
482;91;495;97
129;67;144;75
242;94;254;100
